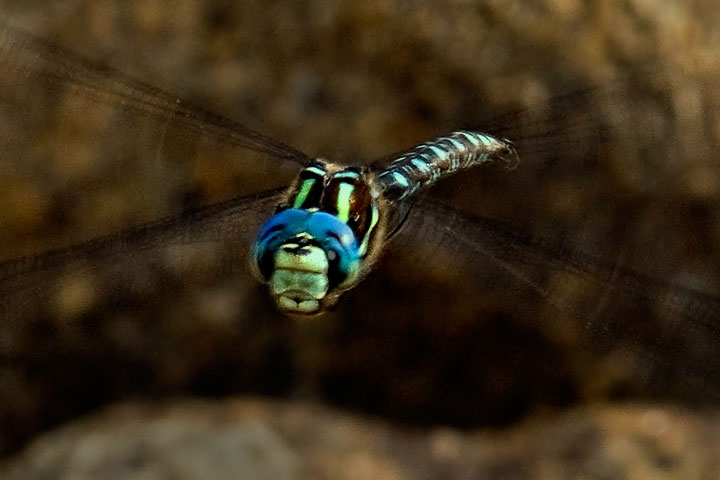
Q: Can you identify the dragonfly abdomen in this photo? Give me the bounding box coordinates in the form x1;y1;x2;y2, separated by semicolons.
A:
377;131;518;201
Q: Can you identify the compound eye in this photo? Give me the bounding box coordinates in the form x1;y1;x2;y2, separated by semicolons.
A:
257;223;286;243
325;229;354;248
252;209;311;280
325;248;358;291
325;230;343;246
336;259;360;290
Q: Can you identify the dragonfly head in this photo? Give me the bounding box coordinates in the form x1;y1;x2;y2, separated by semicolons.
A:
252;208;362;314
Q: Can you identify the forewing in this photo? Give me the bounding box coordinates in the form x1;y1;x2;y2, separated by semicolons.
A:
0;22;306;259
0;189;283;324
0;23;310;165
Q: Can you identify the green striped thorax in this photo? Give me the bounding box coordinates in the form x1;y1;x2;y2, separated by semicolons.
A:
252;160;386;315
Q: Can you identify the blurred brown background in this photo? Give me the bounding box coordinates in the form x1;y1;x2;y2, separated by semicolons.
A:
0;0;719;478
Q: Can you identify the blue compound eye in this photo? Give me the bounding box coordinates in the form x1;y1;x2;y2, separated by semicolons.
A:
252;208;363;296
319;229;360;288
255;237;280;281
325;230;346;246
305;220;359;290
324;247;343;288
257;223;285;243
253;209;311;280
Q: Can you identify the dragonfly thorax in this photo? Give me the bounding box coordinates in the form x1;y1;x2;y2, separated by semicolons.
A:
252;160;385;314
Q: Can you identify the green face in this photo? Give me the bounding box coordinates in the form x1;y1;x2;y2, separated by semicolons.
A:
270;239;330;314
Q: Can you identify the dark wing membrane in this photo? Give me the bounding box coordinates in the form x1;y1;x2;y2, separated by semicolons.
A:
0;189;282;325
0;22;310;166
404;198;720;401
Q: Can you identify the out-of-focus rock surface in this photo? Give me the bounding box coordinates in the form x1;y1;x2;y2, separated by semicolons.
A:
2;398;718;480
0;0;719;467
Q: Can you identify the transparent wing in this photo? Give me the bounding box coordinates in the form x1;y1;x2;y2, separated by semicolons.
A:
0;189;295;452
0;22;311;166
0;21;308;261
0;188;282;323
415;199;720;398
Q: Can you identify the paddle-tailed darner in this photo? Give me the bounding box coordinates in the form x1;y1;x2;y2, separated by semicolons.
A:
0;0;718;457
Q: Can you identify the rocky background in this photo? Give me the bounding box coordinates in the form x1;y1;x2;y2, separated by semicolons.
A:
0;0;719;477
3;399;719;480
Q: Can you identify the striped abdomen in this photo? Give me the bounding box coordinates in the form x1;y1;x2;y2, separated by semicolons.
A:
376;130;518;201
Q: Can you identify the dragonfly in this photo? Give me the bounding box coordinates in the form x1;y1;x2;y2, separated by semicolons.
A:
251;130;517;314
0;19;719;454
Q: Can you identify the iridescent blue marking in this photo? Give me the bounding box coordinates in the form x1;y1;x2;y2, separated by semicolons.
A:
446;138;465;151
436;139;461;170
388;171;409;187
428;145;446;159
411;158;431;174
306;165;327;176
334;171;361;179
418;151;441;181
376;130;517;202
459;131;481;146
